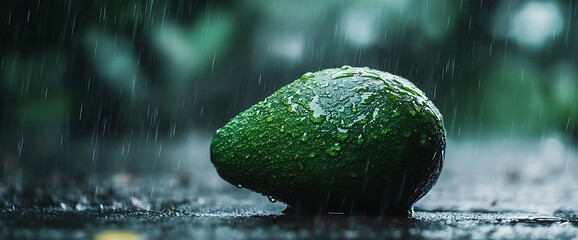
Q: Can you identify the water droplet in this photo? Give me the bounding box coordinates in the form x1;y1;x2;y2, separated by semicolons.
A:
310;115;325;123
268;196;277;202
401;85;419;96
353;114;368;125
360;92;373;104
381;128;390;135
360;70;382;80
308;95;326;123
337;128;349;140
300;72;315;80
337;132;348;141
331;69;357;79
384;84;396;92
326;144;342;156
236;184;243;189
412;102;421;113
300;132;308;142
372;108;380;120
284;95;300;113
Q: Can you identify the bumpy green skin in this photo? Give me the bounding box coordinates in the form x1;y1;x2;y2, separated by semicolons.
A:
210;66;445;215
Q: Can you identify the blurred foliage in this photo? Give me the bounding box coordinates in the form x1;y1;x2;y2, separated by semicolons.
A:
1;0;578;174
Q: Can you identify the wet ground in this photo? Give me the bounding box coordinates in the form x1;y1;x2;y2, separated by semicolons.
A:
2;136;578;239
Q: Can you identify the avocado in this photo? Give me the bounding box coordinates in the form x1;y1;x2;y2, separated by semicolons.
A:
210;66;445;215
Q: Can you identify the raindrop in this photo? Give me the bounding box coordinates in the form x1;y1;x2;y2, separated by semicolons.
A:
300;72;315;80
331;69;357;79
308;95;326;123
337;127;349;141
300;132;308;142
326;144;342;156
268;196;277;202
76;203;87;211
360;70;382;80
341;65;352;70
352;103;358;113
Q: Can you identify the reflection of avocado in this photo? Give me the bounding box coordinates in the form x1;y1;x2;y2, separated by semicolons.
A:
210;66;446;215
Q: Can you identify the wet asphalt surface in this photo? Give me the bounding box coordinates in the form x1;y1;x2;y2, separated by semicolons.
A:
2;137;578;239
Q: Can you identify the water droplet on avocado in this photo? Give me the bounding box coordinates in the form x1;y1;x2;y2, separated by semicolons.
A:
360;70;382;80
331;71;355;79
360;92;373;104
353;114;368;125
300;132;308;142
326;144;342;156
372;108;380;120
310;115;325;123
337;132;348;141
308;95;326;123
352;104;358;113
381;128;390;135
401;85;419;95
300;72;315;80
412;102;421;113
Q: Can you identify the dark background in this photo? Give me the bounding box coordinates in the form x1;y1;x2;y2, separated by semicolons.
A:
1;0;577;177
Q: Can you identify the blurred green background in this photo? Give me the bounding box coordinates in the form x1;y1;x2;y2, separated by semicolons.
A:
1;0;577;176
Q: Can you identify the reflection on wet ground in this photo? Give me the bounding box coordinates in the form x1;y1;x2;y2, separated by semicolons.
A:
4;209;578;239
2;137;578;239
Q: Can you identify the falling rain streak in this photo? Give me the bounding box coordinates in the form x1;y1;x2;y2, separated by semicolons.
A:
1;0;578;239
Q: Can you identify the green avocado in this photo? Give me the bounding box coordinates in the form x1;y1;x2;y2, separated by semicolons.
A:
210;66;445;215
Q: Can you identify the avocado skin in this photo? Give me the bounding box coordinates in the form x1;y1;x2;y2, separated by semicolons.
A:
210;67;445;215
